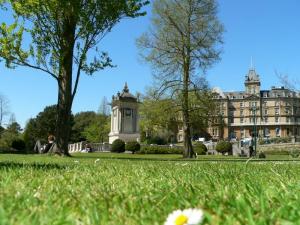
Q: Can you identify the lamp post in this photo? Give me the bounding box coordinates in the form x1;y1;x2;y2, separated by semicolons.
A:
252;106;257;156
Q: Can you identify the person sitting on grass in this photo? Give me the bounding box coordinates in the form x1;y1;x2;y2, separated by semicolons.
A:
81;143;92;153
43;135;56;153
34;135;56;154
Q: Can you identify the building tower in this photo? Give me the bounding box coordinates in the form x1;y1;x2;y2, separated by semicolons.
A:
244;67;261;95
109;83;140;144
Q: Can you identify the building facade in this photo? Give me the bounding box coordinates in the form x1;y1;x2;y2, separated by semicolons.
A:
209;68;300;140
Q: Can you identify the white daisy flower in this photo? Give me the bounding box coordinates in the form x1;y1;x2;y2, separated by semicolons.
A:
74;160;79;163
95;158;100;163
164;208;204;225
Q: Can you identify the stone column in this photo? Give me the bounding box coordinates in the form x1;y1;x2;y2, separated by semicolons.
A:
117;108;120;132
111;109;114;132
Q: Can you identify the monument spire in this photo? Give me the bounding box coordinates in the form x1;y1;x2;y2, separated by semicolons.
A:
123;82;129;93
250;57;254;70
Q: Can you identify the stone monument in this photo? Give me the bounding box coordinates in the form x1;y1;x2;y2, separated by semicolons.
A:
109;83;140;144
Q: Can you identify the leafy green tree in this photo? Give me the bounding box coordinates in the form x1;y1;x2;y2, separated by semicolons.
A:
0;0;148;155
0;121;22;151
83;114;110;143
23;118;38;151
137;0;223;158
139;96;179;143
6;121;22;134
71;111;97;142
23;105;57;150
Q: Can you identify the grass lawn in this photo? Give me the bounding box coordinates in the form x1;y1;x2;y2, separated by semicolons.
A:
0;153;300;224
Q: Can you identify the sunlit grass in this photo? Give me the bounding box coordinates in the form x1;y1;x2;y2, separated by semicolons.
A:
0;153;300;224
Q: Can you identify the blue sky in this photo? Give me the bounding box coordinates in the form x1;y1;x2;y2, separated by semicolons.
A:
0;0;299;128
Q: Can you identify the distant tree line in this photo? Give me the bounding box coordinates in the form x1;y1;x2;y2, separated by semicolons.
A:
0;104;110;153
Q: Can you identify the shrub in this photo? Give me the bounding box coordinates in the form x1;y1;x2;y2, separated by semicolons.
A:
145;136;166;145
111;139;125;153
262;149;289;155
290;148;300;158
216;141;232;155
193;142;207;155
139;145;183;154
11;139;26;151
125;141;140;153
258;152;266;158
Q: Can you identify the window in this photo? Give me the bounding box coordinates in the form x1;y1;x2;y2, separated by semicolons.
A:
264;128;270;137
240;110;244;116
212;128;219;136
264;109;268;115
275;101;280;107
240;102;244;108
286;117;290;123
264;117;268;123
285;108;290;114
240;118;244;124
276;127;280;137
275;117;279;123
240;129;245;138
125;109;132;117
275;108;279;115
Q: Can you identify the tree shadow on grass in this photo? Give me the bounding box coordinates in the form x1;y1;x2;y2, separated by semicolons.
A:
0;161;70;170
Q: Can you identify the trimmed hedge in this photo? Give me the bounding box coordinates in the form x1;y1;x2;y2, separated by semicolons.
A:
11;139;26;151
258;152;266;158
144;136;166;145
125;141;141;153
111;139;125;153
259;137;292;145
193;142;207;155
216;141;232;155
138;145;183;154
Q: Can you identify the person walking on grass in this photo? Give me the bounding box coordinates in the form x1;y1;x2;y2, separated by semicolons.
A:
249;134;254;157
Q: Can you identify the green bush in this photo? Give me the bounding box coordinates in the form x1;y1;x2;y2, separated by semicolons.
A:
290;148;300;158
145;136;166;145
111;139;125;153
125;141;140;153
258;139;265;145
216;141;232;155
258;152;266;158
11;139;26;151
193;142;207;155
139;145;183;154
262;150;290;155
268;137;292;144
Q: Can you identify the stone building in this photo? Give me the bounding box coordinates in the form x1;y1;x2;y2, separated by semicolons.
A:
109;83;140;144
209;68;300;140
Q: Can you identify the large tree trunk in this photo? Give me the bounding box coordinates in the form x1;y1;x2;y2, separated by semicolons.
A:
182;61;195;158
55;16;76;156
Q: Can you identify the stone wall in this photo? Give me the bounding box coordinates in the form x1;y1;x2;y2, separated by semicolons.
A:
257;143;300;153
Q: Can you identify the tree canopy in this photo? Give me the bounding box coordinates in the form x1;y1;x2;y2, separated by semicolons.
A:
137;0;223;157
0;0;148;155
